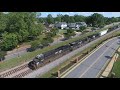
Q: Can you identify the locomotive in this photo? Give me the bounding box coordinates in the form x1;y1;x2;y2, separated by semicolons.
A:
28;24;120;70
28;33;100;70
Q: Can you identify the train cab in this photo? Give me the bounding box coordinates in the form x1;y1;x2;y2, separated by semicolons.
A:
28;61;37;70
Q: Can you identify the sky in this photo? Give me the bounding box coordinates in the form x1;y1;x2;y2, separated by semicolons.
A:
40;12;120;18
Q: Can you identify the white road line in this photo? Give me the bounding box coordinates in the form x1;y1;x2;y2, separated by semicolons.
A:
61;38;116;78
96;40;119;78
79;40;117;78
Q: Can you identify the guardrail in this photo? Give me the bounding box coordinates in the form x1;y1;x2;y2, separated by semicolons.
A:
52;36;120;78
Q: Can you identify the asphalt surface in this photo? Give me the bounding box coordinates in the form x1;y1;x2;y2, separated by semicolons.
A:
4;38;63;61
24;29;120;78
63;37;120;78
4;23;120;61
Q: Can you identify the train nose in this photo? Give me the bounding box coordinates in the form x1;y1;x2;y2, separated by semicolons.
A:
28;62;36;70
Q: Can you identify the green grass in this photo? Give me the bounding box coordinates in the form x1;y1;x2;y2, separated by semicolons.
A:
53;34;61;39
0;24;120;72
21;34;46;46
58;29;67;35
0;34;85;72
39;34;118;78
40;44;101;78
111;55;120;78
0;31;98;72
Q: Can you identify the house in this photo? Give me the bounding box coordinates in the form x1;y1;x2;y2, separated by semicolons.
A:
67;22;87;30
76;22;87;27
49;24;54;28
55;22;67;29
67;23;76;29
67;23;81;30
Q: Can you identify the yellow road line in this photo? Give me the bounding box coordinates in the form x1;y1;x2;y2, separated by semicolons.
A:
61;37;116;78
79;40;116;78
96;50;116;78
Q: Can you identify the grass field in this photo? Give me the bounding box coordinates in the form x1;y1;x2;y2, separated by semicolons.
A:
0;23;119;72
58;29;67;35
111;54;120;78
0;30;99;72
40;34;120;78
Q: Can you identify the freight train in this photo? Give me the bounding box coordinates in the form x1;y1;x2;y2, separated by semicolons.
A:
28;25;120;70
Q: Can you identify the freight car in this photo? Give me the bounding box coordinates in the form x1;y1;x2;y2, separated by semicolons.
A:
107;25;120;32
28;33;101;70
28;25;119;70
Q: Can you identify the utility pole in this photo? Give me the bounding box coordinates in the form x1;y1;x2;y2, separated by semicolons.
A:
17;45;20;57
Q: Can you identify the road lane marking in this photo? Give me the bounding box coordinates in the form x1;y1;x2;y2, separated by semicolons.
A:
61;37;116;78
96;40;119;78
79;40;117;78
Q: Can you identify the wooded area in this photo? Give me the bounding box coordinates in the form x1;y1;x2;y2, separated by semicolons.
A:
0;12;120;59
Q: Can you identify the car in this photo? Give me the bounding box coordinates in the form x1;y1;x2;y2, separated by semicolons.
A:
117;41;120;44
60;38;69;41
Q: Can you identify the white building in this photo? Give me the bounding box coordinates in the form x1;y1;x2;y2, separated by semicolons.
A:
55;22;67;29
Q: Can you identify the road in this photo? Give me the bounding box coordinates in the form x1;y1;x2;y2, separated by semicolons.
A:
4;23;120;61
24;28;120;78
4;37;63;61
62;37;120;78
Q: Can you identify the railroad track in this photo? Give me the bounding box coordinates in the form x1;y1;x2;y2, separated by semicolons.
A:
0;64;29;78
13;69;33;78
0;38;98;78
0;28;119;78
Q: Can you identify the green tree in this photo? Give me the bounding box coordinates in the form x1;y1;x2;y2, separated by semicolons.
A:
30;40;40;51
41;36;53;46
79;26;86;32
1;32;18;50
46;14;54;24
62;14;70;23
50;28;59;37
88;13;105;27
0;51;6;60
55;14;62;23
74;14;86;22
0;12;8;35
64;29;75;38
69;16;75;23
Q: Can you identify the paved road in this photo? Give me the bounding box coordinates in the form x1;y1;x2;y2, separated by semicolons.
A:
62;37;120;78
4;38;63;61
24;29;120;78
4;23;120;61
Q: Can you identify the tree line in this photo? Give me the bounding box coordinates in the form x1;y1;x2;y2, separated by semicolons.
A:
0;12;120;51
0;12;46;51
0;12;120;60
39;13;120;28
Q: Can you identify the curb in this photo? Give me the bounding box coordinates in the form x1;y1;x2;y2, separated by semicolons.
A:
60;37;115;78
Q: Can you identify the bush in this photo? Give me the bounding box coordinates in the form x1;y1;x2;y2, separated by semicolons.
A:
42;37;53;46
1;32;18;51
0;51;6;61
79;26;86;31
91;27;97;30
64;29;76;38
30;41;40;51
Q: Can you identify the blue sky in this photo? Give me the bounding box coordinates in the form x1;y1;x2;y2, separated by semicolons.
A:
39;12;120;17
